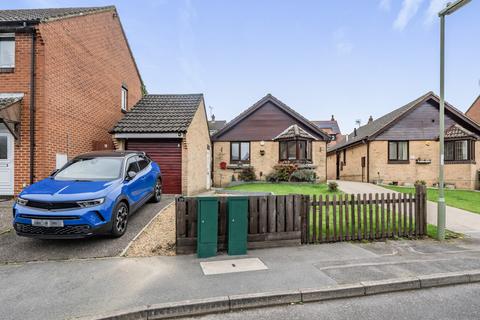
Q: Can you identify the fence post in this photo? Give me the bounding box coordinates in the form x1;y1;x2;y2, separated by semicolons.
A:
415;184;427;236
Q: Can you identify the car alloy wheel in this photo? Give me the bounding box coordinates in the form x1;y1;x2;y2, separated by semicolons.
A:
151;179;162;203
112;203;129;237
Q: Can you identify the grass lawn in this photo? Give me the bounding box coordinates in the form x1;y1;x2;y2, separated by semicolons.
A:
384;185;480;214
224;183;340;196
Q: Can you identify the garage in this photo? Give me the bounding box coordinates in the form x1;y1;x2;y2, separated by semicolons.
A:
112;93;211;196
126;139;182;194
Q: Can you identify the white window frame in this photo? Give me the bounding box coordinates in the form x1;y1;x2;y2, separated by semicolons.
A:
0;33;15;68
121;86;128;111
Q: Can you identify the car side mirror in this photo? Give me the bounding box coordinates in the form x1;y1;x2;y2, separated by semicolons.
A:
126;171;137;180
50;169;59;176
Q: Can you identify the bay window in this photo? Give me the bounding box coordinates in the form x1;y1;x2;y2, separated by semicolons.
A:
279;139;312;162
445;140;474;162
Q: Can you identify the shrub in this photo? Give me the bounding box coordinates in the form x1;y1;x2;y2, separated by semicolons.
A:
290;169;317;183
328;181;338;192
415;180;426;186
238;167;256;182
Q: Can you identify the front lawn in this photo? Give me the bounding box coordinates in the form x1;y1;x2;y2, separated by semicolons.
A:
384;186;480;214
224;182;339;196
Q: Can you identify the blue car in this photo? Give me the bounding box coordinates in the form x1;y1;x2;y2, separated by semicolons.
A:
13;151;162;239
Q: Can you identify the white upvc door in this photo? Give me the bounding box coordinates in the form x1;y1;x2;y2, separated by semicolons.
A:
0;132;14;195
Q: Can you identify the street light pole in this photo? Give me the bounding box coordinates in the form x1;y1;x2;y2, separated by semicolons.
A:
437;0;471;240
438;12;446;240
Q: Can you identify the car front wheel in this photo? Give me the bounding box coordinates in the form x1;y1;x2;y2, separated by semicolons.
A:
111;202;129;237
150;178;162;203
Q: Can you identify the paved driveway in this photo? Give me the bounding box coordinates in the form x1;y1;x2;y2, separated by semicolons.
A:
334;180;480;237
0;195;174;263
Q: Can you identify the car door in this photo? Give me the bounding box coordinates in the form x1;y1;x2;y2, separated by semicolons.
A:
137;155;156;199
123;156;143;206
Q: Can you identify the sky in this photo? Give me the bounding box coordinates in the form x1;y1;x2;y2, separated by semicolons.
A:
3;0;479;134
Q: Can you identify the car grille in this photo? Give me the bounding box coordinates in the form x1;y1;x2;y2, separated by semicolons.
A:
18;214;80;220
15;223;91;236
24;200;80;210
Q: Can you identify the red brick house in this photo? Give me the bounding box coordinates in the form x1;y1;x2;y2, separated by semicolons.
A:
0;7;143;195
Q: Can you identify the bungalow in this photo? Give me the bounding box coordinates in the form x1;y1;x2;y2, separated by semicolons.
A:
327;91;480;190
111;94;211;195
311;115;342;145
211;94;330;187
0;6;143;196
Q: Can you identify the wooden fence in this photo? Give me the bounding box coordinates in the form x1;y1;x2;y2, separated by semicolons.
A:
175;185;427;254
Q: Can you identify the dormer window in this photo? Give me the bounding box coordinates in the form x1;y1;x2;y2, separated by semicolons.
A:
0;33;15;69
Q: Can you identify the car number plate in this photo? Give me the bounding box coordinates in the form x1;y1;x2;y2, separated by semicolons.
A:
31;219;64;227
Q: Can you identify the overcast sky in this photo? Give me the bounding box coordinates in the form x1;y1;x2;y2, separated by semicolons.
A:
4;0;480;134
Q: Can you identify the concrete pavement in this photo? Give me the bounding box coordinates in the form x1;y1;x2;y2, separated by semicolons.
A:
334;180;480;237
3;238;480;319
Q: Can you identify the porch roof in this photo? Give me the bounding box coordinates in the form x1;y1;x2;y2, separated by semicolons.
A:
273;124;316;140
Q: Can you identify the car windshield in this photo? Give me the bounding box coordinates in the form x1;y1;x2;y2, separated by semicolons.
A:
54;157;123;181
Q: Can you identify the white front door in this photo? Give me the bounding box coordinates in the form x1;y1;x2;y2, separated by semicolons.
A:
0;132;14;195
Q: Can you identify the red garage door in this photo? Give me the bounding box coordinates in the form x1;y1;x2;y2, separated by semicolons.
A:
126;139;182;194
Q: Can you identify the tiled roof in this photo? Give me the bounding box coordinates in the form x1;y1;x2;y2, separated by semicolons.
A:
0;6;114;23
328;91;436;152
111;94;203;134
273;124;316;140
444;124;478;139
311;120;341;134
208;120;227;132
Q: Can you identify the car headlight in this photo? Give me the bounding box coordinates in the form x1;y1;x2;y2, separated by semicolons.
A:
16;197;28;206
77;198;105;208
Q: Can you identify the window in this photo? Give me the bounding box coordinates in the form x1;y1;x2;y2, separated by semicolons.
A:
279;140;312;161
343;149;346;165
388;141;409;162
230;142;250;163
137;155;150;170
445;140;473;162
0;33;15;68
0;136;7;159
126;157;140;174
121;86;128;111
54;157;123;181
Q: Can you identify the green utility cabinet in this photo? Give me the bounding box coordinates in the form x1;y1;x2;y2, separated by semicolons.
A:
197;197;219;258
227;197;248;255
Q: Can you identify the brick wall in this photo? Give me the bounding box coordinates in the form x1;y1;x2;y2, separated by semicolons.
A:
0;31;45;193
326;153;336;180
337;143;367;182
0;10;143;194
183;100;211;195
212;140;327;187
37;11;142;181
466;97;480;125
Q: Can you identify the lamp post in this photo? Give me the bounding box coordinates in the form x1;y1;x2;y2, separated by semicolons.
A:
437;0;471;240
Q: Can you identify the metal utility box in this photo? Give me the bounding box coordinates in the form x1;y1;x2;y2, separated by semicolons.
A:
227;197;248;255
197;197;218;258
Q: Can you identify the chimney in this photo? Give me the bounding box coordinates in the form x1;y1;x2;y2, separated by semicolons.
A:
331;115;335;121
368;115;373;123
211;114;216;122
354;128;357;137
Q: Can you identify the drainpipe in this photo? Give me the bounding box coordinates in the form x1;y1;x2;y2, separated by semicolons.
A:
29;30;36;184
366;140;370;183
